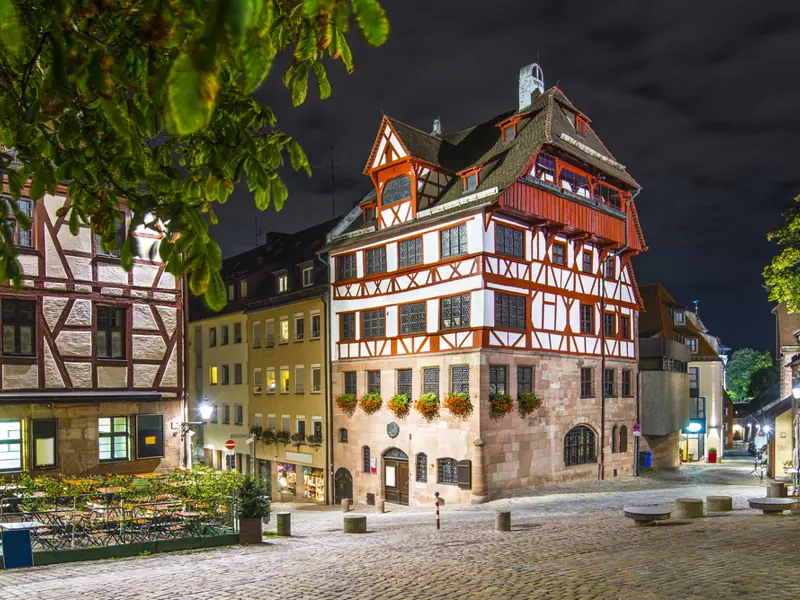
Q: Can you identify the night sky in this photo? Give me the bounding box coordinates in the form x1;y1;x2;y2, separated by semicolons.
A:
213;0;800;354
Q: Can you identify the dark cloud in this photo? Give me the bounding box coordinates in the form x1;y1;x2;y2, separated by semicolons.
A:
212;0;800;352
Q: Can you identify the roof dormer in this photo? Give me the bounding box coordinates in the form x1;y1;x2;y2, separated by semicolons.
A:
496;115;522;143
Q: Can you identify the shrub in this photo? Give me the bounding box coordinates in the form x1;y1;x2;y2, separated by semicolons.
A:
489;392;514;419
336;393;358;417
359;392;383;415
260;428;277;445
708;447;718;453
290;432;306;446
236;474;271;520
517;392;542;418
414;392;441;422
275;430;291;444
306;434;323;447
443;392;473;420
388;394;411;419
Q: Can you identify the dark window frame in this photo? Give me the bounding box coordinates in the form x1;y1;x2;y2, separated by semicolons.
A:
451;366;469;394
367;370;381;394
495;292;526;330
440;294;470;330
619;425;628;453
364;246;387;276
582;251;592;273
96;305;126;359
397;368;412;397
416;453;428;482
10;197;34;248
622;370;632;397
437;457;459;485
2;298;36;357
344;371;357;396
564;425;596;467
339;428;348;443
398;237;423;269
580;367;594;398
580;304;594;335
341;313;356;341
362;446;371;473
604;368;616;398
423;367;439;395
495;224;524;258
552;243;567;266
440;224;468;259
489;365;507;396
620;315;631;340
400;302;427;335
361;308;385;339
603;313;615;338
337;253;357;281
517;366;534;394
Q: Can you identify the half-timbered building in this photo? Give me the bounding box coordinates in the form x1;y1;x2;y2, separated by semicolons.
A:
326;64;647;506
0;185;183;476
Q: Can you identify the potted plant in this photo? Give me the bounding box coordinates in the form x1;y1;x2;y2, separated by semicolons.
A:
307;434;323;447
260;428;277;445
290;432;306;447
518;392;542;418
443;392;473;420
236;474;270;544
707;447;718;464
414;392;440;422
336;393;358;417
489;391;514;420
275;430;291;444
249;425;263;436
388;394;411;419
359;392;383;415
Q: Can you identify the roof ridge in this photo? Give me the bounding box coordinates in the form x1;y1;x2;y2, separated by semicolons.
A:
388;116;455;146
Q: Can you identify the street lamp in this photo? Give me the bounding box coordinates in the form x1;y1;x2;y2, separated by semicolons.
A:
181;399;213;470
199;402;214;422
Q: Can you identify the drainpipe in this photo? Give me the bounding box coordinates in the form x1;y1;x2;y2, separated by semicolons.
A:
599;263;606;481
322;291;333;505
182;271;192;470
634;313;640;477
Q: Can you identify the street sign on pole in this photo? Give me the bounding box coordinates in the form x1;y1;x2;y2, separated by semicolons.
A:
633;423;641;433
224;439;236;451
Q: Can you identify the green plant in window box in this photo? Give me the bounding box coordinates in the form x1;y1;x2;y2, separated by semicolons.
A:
290;432;306;447
489;392;514;420
336;393;358;417
517;392;542;418
306;434;323;447
359;392;383;415
443;392;473;420
260;428;277;445
275;430;291;444
236;474;271;545
250;426;263;436
414;392;441;422
387;394;410;419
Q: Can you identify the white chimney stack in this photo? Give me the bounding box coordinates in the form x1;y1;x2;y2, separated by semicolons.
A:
432;117;442;136
518;63;544;111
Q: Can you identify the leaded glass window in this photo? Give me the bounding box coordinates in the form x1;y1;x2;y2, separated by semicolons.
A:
495;293;525;330
495;224;523;258
580;368;594;397
582;251;592;273
341;313;355;341
337;253;357;281
416;453;428;482
440;224;467;259
397;369;412;396
382;175;411;205
344;371;357;396
604;368;616;397
564;426;596;467
367;370;381;394
552;243;566;266
2;299;35;356
437;457;458;485
423;367;439;395
622;370;632;397
489;366;507;396
362;309;385;339
362;446;371;473
364;246;387;276
580;304;594;334
400;302;426;335
451;366;469;394
398;237;423;268
517;366;533;394
440;295;470;330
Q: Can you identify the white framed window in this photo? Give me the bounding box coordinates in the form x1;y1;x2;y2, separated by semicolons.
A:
311;417;323;438
296;417;306;436
277;272;288;293
253;368;263;393
295;365;305;394
302;267;314;287
254;414;263;430
98;417;130;462
281;415;290;433
311;311;321;340
674;310;685;325
267;368;276;393
280;366;290;393
227;284;235;301
252;322;261;348
239;280;247;298
687;337;698;353
311;365;322;393
266;319;275;347
267;414;276;430
0;420;23;472
295;314;305;342
279;317;289;344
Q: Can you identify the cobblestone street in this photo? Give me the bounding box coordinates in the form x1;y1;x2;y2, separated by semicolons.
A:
2;461;798;600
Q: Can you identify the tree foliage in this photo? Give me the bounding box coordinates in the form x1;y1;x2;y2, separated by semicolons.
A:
726;348;775;401
764;195;800;313
747;361;780;400
0;0;389;310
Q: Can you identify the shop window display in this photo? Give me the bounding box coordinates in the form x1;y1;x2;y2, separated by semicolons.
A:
303;466;325;501
277;462;296;495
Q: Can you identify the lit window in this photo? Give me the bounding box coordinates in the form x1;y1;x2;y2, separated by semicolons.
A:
277;273;288;293
32;419;56;468
209;366;218;385
239;280;247;298
279;317;289;343
98;417;130;462
0;420;23;472
10;198;34;248
280;367;290;393
267;368;276;393
302;267;314;287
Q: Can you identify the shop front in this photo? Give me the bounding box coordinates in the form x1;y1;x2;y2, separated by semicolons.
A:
681;418;706;462
273;461;326;503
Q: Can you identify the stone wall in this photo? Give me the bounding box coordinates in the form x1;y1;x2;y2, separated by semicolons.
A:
641;430;681;469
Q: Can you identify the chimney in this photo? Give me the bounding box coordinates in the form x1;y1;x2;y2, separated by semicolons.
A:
518;63;544;111
432;117;442;136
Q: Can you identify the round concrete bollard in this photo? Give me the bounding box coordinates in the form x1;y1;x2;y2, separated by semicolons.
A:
495;511;511;532
343;515;367;534
706;496;733;512
674;497;704;519
276;512;291;537
768;482;786;498
342;498;351;512
376;499;385;514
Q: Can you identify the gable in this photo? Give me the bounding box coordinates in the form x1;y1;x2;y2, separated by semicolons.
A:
364;117;409;174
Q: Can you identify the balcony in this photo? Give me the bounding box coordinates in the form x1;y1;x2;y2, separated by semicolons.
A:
639;338;691;362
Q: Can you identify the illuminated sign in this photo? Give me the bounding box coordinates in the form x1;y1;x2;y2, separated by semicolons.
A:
683;419;705;434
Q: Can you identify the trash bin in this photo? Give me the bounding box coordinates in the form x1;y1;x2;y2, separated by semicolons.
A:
638;451;653;468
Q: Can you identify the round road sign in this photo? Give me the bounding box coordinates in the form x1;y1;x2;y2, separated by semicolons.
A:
224;439;236;451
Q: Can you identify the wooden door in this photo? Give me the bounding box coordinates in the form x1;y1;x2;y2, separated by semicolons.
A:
384;459;409;505
334;468;352;504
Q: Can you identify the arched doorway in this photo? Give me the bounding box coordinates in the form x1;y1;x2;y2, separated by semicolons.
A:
334;467;352;504
382;447;409;505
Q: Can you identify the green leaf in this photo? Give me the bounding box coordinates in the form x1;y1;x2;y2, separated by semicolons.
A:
0;0;23;59
101;99;131;139
272;176;288;211
336;31;354;73
291;65;309;107
190;256;210;295
302;0;327;16
207;240;222;270
120;237;133;270
242;41;275;92
186;209;209;244
29;175;45;201
68;207;80;236
287;138;311;176
351;0;389;46
165;53;219;135
312;61;332;100
294;25;317;62
226;0;255;49
219;180;234;204
255;185;271;210
205;270;227;312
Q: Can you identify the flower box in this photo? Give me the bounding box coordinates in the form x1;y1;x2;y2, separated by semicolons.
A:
336;393;358;417
414;393;440;422
489;392;514;420
443;392;473;420
359;393;383;415
517;392;542;418
388;394;410;419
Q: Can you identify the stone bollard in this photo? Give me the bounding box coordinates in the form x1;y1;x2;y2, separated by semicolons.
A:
706;496;733;512
768;482;787;498
376;499;385;514
674;497;704;519
276;512;291;537
342;498;351;512
495;511;511;532
343;514;367;534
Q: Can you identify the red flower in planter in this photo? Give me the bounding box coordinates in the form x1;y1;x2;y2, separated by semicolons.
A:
336;393;358;417
358;393;383;415
443;392;473;420
414;393;440;422
489;392;514;420
517;392;542;418
387;394;410;419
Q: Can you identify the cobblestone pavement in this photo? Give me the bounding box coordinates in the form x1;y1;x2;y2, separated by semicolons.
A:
2;461;797;600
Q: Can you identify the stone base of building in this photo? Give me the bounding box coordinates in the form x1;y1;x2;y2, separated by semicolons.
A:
642;430;682;469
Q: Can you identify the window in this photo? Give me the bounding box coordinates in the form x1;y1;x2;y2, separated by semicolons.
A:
575;115;587;136
209;327;217;347
603;313;615;337
302;267;314;287
337;254;357;281
611;425;618;453
552;243;566;266
398;237;423;268
281;415;290;433
267;368;276;393
364;246;387;276
437;457;458;485
98;417;130;462
227;284;235;301
221;325;229;346
582;251;592;274
580;304;594;335
440;224;467;259
311;313;321;339
464;172;479;192
533;153;556;180
339;428;348;443
239;280;247;299
451;366;469;394
382;174;412;205
423;367;439;395
209;366;218;385
252;322;261;348
267;415;276;430
595;183;622;209
400;302;426;335
495;224;524;258
344;371;357;396
222;404;231;425
440;294;470;330
279;317;289;344
341;313;356;341
580;367;594;397
94;306;126;359
687;337;698;353
210;405;218;424
517;366;533;394
280;367;290;393
31;419;57;468
234;363;243;385
0;420;23;472
367;370;381;394
502;124;515;142
604;368;616;397
416;453;428;482
397;369;412;396
362;446;371;473
362;308;385;339
297;419;306;436
604;258;615;279
295;315;305;342
11;198;33;247
311;366;321;393
495;293;525;330
489;365;507;396
235;405;244;426
95;218;125;257
622;370;632;397
619;425;628;453
564;426;596;467
621;315;630;340
313;420;322;437
674;310;685;325
295;366;305;394
233;322;242;344
277;272;288;293
691;397;706;420
689;367;699;390
266;320;275;347
135;416;164;460
253;368;263;393
2;299;35;356
221;364;230;385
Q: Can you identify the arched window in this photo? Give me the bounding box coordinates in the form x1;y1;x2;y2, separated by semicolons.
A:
564;426;596;467
619;425;628;453
611;425;618;453
437;457;458;485
338;428;348;443
362;446;371;473
416;453;428;482
382;175;412;205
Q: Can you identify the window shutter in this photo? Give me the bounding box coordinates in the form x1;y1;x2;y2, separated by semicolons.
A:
457;459;472;489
